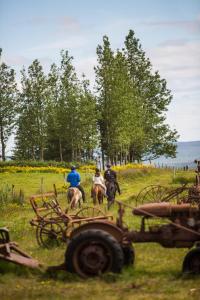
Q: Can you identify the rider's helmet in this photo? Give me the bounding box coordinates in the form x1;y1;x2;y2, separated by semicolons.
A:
71;165;76;170
106;164;111;169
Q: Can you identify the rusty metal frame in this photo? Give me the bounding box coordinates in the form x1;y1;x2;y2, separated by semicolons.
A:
29;192;113;247
0;228;40;269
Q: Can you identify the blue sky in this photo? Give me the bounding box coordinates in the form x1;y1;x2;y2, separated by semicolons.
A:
0;0;200;153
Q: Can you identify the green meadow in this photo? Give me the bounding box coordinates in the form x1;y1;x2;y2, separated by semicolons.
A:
0;168;200;300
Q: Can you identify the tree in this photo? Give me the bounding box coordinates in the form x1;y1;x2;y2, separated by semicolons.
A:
95;37;140;164
124;30;178;161
0;49;17;161
77;76;98;160
45;63;62;160
45;51;98;162
57;50;80;161
15;60;48;160
95;31;178;165
95;36;115;165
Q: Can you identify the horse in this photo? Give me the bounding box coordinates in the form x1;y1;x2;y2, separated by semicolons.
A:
91;184;104;205
67;187;82;209
106;181;117;209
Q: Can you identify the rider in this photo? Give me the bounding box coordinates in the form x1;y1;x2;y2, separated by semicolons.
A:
66;166;86;202
91;168;107;197
104;164;121;194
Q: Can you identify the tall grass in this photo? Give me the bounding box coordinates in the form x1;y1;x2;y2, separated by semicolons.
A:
0;184;24;208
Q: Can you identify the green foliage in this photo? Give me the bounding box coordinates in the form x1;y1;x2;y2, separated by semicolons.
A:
0;49;18;161
2;30;178;164
172;176;195;185
0;160;95;168
95;31;178;164
14;60;48;160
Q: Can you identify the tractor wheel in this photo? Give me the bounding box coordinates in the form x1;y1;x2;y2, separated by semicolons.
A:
182;248;200;274
65;229;124;277
122;245;135;266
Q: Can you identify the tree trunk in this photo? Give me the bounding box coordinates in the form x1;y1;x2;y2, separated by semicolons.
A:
59;138;63;162
32;145;35;160
102;150;105;170
120;150;122;165
40;146;44;161
0;125;6;161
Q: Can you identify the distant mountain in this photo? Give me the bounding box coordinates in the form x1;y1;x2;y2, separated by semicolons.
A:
153;141;200;168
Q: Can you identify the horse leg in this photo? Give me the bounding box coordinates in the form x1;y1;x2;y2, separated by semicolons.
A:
93;187;97;205
70;197;75;209
99;190;103;204
107;199;111;210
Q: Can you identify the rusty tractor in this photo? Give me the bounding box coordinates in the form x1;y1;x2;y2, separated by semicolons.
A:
64;167;200;277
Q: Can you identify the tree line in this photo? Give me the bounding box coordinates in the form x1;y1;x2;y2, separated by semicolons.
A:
0;30;178;164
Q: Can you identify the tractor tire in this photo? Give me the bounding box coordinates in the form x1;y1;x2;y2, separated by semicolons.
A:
182;248;200;274
65;229;124;277
122;245;135;266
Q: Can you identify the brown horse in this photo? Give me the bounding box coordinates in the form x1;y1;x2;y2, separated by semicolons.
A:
67;187;82;209
91;184;104;205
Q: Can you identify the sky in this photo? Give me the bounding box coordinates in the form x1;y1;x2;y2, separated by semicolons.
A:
0;0;200;154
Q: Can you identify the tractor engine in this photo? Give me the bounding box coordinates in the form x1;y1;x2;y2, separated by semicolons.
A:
127;202;200;248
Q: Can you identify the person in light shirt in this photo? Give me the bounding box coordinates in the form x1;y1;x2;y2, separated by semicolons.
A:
92;168;107;197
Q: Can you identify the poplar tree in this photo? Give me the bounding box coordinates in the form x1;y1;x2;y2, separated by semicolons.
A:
77;76;98;160
58;50;80;161
45;63;62;160
0;49;17;160
15;60;48;160
124;30;178;161
95;36;115;165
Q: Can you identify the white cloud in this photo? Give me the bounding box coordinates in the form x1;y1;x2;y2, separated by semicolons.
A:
147;39;200;141
148;39;200;93
13;16;80;31
3;55;31;66
3;55;52;66
27;36;87;52
142;15;200;34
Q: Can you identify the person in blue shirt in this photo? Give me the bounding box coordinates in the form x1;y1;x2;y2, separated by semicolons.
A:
66;166;86;202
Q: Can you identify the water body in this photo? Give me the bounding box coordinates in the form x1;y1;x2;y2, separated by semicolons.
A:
153;141;200;168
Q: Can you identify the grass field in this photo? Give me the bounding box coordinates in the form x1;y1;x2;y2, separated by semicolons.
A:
0;168;200;300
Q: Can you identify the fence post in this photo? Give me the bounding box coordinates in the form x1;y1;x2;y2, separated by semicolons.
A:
173;167;176;180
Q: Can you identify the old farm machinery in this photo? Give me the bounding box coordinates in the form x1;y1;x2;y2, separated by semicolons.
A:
2;162;200;277
0;228;40;269
64;166;200;277
29;192;113;248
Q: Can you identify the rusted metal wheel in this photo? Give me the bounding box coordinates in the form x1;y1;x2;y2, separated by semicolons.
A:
36;222;65;248
136;185;168;205
65;229;124;277
182;248;200;274
75;207;106;218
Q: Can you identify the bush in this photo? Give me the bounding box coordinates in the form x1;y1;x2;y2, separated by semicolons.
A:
172;176;195;185
0;160;95;168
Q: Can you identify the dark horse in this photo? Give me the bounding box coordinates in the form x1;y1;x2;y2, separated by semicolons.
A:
106;181;117;209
